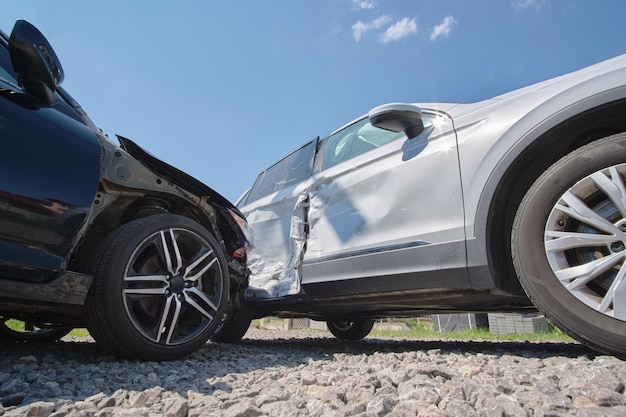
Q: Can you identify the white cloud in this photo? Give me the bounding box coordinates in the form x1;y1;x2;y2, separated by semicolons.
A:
332;24;342;38
352;15;392;41
513;0;545;11
429;16;457;41
352;0;376;10
378;17;417;43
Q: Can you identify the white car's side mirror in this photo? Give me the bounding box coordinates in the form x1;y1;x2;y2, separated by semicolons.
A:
368;103;424;139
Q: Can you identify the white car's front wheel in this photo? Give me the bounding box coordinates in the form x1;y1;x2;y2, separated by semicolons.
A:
513;133;626;359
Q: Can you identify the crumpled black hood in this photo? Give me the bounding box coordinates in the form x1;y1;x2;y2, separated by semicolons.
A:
117;135;243;217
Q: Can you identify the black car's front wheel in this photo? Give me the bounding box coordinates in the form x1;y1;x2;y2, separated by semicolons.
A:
512;133;626;359
211;307;252;343
326;319;375;340
85;214;229;361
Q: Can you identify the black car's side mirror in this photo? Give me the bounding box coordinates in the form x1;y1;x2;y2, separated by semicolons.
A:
8;20;64;106
368;103;424;139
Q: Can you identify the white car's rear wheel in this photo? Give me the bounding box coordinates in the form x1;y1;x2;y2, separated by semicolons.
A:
513;133;626;359
326;319;374;340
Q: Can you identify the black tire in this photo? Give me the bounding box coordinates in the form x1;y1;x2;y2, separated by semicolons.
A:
0;317;71;342
326;319;374;340
212;307;252;343
85;214;229;361
512;133;626;359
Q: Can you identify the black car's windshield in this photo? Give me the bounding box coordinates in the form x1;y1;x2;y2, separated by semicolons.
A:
0;35;19;87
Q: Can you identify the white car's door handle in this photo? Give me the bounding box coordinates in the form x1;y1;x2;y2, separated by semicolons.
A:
308;177;332;191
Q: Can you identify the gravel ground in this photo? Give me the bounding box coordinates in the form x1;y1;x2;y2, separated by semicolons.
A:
0;327;625;417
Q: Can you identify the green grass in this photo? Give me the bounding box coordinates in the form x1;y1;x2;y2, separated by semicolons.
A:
23;325;575;343
369;320;574;343
5;318;574;343
68;328;91;338
2;319;90;338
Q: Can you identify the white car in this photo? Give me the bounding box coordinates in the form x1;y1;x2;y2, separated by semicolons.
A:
219;55;626;359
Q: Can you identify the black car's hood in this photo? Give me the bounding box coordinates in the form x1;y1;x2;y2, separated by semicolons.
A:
117;135;243;217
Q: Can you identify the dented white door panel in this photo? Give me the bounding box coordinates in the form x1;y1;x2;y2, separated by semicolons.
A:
242;113;467;296
302;113;466;284
243;183;310;298
241;140;318;298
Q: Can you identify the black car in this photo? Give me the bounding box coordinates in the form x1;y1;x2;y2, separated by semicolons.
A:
0;20;250;361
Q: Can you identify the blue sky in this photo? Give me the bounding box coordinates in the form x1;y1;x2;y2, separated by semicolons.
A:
2;1;625;202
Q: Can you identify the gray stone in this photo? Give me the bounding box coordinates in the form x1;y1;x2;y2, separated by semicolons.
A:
416;404;447;417
0;393;25;408
366;395;399;416
475;393;527;417
0;329;624;417
587;387;626;407
223;400;263;417
22;401;56;417
574;406;626;417
440;398;479;417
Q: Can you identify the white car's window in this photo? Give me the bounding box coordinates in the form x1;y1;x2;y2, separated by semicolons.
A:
244;139;317;204
321;118;405;170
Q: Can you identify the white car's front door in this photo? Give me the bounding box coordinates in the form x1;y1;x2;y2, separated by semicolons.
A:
301;112;468;290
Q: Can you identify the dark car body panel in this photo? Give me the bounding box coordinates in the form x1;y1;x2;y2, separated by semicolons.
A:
117;135;243;218
0;80;101;284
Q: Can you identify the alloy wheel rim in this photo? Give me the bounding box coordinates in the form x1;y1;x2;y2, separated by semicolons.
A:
545;163;626;321
122;227;224;345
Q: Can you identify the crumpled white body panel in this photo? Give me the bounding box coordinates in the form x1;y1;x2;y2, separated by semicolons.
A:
304;122;463;265
244;188;309;298
242;113;465;298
